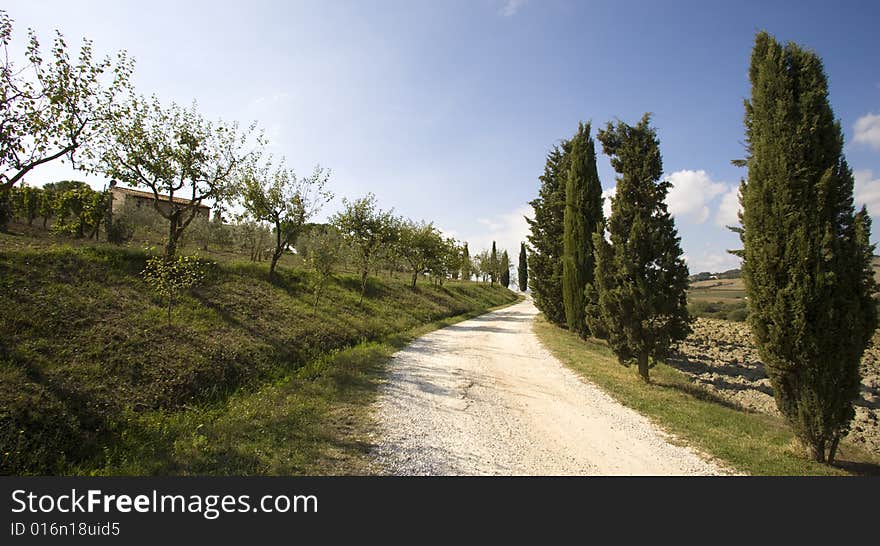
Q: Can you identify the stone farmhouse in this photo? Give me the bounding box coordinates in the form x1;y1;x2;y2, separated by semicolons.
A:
109;186;211;219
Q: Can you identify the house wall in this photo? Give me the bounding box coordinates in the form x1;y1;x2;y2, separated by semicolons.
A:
110;190;210;219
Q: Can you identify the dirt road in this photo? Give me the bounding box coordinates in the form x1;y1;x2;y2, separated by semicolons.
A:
372;298;729;475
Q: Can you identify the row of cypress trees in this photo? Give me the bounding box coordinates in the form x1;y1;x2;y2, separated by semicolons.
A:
527;30;878;464
529;116;690;383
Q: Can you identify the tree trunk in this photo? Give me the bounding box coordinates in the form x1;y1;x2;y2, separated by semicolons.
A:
269;222;283;279
809;440;826;463
165;214;180;259
411;271;418;290
269;250;282;279
638;352;650;382
827;435;840;465
360;269;368;304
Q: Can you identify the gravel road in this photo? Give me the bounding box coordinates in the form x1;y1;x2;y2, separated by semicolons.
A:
372;298;729;475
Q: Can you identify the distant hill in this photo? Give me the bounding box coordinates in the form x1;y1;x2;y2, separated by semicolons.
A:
689;268;741;282
691;256;880;285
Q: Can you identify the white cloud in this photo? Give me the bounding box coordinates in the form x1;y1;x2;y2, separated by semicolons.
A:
665;169;726;224
464;205;531;260
854;169;880;216
853;113;880;150
715;185;741;227
683;252;741;275
602;186;616;220
499;0;527;17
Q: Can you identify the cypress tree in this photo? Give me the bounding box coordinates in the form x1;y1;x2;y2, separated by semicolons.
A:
490;241;498;285
461;242;471;281
518;242;528;291
527;141;571;324
594;114;690;382
500;250;510;288
562;122;604;337
736;32;877;463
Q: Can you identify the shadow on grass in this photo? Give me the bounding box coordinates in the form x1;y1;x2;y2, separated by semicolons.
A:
653;376;752;413
831;457;880;476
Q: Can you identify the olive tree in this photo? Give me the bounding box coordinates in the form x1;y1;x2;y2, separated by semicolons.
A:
298;226;345;309
398;219;442;289
98;96;254;258
239;157;332;279
330;193;394;302
142;254;206;326
0;11;133;192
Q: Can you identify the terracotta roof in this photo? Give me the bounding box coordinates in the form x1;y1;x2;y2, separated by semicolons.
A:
110;186;210;208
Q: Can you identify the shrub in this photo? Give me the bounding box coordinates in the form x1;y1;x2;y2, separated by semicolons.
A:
106;217;135;245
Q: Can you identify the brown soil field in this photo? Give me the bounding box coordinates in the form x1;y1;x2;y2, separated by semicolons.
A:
671;318;880;455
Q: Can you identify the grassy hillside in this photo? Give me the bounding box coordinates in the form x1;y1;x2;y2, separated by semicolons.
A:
688;258;880;322
0;242;517;475
687;277;748;321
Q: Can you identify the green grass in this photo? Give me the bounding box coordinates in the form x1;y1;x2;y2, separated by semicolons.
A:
93;302;521;476
533;316;880;476
0;238;518;475
687;299;748;321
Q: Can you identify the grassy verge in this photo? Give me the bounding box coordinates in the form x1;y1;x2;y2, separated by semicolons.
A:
0;240;518;474
93;298;522;476
533;316;880;476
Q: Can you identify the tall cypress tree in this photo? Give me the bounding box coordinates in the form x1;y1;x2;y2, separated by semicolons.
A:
461;242;471;281
527;141;571;324
562;122;604;337
500;250;510;288
594;114;690;382
518;242;528;291
490;241;498;286
736;32;877;463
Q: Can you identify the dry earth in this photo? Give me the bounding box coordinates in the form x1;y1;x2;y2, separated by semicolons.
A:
671;318;880;454
371;299;730;476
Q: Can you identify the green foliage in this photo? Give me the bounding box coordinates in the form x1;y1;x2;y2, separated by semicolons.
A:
0;10;134;191
238;157;332;279
490;241;498;285
97;96;254;258
105;216;135;245
562;122;604;337
527;142;570;324
472;248;491;282
737;32;877;464
518;242;527;291
141;254;207;324
0;188;11;231
690;269;741;282
461;243;471;281
687;300;748;322
594;114;691;382
297;226;345;308
51;184;106;238
0;245;517;474
398;219;443;289
500;250;510;288
17;185;40;225
440;237;463;282
330;193;395;301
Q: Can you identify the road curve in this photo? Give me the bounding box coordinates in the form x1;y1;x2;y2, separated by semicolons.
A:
371;298;729;475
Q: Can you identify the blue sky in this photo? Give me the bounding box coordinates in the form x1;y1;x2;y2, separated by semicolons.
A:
6;0;880;272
